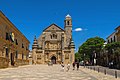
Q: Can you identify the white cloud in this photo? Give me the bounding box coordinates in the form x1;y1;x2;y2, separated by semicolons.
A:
73;28;88;32
74;28;83;32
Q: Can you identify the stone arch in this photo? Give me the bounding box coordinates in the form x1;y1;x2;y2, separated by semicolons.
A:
50;54;57;64
67;21;70;25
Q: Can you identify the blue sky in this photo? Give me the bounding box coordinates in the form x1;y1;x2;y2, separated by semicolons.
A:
0;0;120;52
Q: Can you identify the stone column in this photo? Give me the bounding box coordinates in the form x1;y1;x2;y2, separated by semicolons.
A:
32;49;37;65
62;50;64;63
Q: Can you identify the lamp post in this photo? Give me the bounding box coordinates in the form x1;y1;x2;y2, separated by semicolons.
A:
83;53;86;67
103;42;107;66
112;49;114;68
94;51;96;66
106;50;108;67
92;50;96;66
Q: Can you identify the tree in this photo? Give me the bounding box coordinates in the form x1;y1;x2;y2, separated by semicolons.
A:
75;52;81;62
105;42;120;52
105;42;120;60
78;36;105;65
105;42;120;69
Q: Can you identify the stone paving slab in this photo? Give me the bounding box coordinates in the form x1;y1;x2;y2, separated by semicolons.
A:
0;65;119;80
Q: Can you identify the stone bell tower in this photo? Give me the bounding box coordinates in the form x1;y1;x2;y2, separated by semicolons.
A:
64;14;72;46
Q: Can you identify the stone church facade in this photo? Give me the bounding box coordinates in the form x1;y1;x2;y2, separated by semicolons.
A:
32;14;75;64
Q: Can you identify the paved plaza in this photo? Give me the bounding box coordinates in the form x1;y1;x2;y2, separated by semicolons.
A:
0;65;119;80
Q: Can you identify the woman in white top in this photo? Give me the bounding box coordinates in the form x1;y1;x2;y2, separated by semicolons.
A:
66;62;70;72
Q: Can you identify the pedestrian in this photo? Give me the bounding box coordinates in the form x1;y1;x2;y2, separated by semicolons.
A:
76;62;79;70
110;61;114;68
72;62;75;70
66;62;70;72
61;62;65;71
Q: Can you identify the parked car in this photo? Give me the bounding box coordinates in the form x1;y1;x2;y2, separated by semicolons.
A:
79;61;84;66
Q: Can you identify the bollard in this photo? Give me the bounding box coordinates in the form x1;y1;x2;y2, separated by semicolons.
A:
84;64;85;68
115;71;117;78
98;68;99;73
104;69;106;75
94;67;95;71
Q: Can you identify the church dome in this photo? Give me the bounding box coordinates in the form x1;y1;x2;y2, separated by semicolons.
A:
66;14;71;18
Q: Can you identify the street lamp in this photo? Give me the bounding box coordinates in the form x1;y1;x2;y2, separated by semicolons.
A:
112;49;114;68
103;42;108;66
103;42;107;47
106;50;109;67
84;53;85;67
92;50;96;66
94;51;96;66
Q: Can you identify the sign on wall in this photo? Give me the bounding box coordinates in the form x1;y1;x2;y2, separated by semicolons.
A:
10;32;15;42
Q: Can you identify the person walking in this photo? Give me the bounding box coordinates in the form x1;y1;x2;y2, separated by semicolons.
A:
72;62;75;70
61;62;65;71
76;62;79;70
66;62;70;72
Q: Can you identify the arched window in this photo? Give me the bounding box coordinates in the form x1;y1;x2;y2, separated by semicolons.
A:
51;35;52;39
108;40;110;43
111;38;112;43
22;53;24;59
67;21;70;25
53;34;55;38
50;34;57;39
6;48;9;57
114;36;116;42
54;34;57;39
